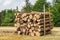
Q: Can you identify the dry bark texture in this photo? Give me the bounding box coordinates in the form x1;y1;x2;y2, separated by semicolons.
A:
14;12;53;36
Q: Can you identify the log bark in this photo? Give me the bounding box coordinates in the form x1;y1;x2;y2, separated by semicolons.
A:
14;12;53;36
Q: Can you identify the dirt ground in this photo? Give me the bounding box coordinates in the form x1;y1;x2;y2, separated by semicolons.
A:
0;27;60;40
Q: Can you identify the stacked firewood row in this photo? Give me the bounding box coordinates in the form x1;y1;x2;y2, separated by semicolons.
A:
14;12;53;36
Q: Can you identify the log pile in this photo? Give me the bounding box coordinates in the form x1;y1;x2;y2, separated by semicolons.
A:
14;12;53;36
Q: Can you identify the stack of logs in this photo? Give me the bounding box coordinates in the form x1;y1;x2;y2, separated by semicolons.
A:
14;12;53;36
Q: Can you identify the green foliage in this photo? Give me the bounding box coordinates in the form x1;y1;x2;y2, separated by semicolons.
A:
51;0;60;27
56;0;60;3
1;9;16;26
21;0;32;13
0;12;2;25
32;0;49;12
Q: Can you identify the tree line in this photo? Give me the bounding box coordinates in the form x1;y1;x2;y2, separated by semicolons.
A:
0;0;60;27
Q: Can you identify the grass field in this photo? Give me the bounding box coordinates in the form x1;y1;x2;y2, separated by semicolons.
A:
0;31;60;40
0;27;60;40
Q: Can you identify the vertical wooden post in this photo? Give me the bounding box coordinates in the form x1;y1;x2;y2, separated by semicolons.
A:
43;4;45;36
16;6;18;13
49;6;51;25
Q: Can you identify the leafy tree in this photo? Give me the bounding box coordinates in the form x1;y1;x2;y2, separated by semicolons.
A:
21;0;32;13
1;9;16;26
0;12;3;25
56;0;60;3
51;0;60;27
32;0;50;12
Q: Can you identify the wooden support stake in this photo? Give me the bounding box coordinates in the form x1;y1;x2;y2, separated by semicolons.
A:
43;4;46;36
